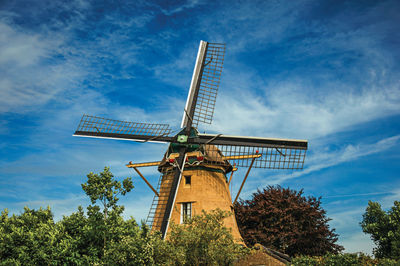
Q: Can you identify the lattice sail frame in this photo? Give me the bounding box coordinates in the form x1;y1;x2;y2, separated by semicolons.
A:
192;42;226;127
203;144;306;169
146;167;175;230
75;114;172;137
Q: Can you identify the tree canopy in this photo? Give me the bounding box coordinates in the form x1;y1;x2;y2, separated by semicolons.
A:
81;166;133;257
361;200;400;260
234;185;343;256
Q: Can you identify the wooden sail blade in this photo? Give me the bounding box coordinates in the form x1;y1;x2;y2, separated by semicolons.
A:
197;134;307;169
181;41;208;128
73;114;173;143
160;149;187;239
181;41;226;128
197;133;308;149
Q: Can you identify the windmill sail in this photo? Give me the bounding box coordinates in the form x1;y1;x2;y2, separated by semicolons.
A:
181;41;226;128
74;114;173;143
196;134;307;169
159;149;187;239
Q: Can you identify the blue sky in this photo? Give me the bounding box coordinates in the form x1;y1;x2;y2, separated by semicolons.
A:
1;0;399;254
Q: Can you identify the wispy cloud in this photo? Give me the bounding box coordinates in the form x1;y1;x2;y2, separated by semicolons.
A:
328;205;375;254
379;187;400;209
324;191;393;199
0;20;76;113
9;195;86;220
0;1;161;115
266;135;400;184
160;0;202;16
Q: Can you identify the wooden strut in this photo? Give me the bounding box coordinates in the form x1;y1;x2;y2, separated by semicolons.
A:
126;161;160;168
132;167;159;197
125;154;261;169
233;157;256;205
223;154;262;160
228;163;237;186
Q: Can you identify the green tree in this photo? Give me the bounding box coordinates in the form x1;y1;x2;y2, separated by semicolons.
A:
234;185;343;257
361;200;400;259
81;166;133;258
0;206;70;265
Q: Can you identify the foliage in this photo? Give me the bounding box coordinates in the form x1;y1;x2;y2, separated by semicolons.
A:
0;207;60;265
152;230;187;265
234;185;343;257
81;167;133;214
0;206;159;265
81;166;133;258
291;253;399;265
162;209;249;266
102;222;157;265
361;200;400;260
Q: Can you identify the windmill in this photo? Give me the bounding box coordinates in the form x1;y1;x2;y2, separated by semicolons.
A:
74;41;308;241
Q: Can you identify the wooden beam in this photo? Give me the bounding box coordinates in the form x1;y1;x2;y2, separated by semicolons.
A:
233;157;256;205
125;154;261;168
132;167;159;197
126;161;160;168
222;154;262;160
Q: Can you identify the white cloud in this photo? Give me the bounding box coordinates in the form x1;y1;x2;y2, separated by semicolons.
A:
3;194;86;221
0;3;159;115
0;24;52;67
339;232;375;255
264;135;400;184
160;0;202;16
0;21;76;113
379;187;400;209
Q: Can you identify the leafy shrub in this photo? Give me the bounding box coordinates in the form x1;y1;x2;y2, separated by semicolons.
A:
163;209;249;266
291;253;400;266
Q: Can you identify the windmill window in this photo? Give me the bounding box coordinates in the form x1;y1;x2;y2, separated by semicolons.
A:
184;175;191;187
181;202;192;224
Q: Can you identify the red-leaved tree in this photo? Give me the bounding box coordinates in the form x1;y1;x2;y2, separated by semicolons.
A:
234;185;343;256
